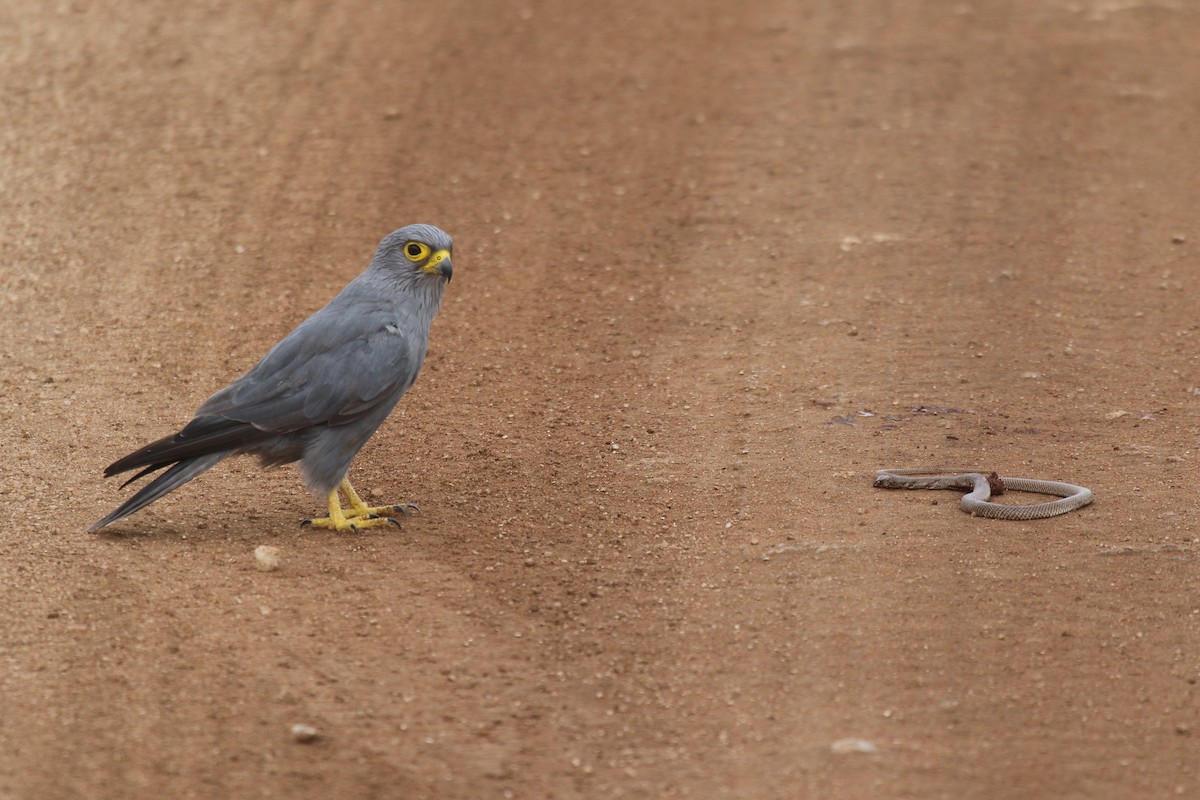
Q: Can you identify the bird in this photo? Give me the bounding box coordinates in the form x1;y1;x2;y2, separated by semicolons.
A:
90;223;454;533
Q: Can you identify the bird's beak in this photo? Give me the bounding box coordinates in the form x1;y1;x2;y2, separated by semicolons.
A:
427;248;452;282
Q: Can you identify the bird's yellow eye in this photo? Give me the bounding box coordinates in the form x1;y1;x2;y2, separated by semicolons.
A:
404;242;430;262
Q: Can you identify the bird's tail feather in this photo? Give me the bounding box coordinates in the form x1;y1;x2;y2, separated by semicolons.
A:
102;416;268;478
90;452;228;531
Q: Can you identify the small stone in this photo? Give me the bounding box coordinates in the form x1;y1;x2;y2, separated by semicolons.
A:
254;545;281;572
291;723;320;743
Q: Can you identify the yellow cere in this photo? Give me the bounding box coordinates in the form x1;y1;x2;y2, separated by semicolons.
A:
423;248;451;273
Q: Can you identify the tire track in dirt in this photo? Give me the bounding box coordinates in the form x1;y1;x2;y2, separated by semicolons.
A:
3;1;1199;798
1;2;551;797
568;3;1200;797
2;1;777;797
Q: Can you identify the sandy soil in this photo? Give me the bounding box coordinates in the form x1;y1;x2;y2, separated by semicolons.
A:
2;1;1198;797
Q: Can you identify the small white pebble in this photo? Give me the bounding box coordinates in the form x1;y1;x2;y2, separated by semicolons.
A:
290;723;320;744
254;545;281;572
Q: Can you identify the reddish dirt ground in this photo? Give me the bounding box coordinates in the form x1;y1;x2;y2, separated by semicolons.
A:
2;1;1198;798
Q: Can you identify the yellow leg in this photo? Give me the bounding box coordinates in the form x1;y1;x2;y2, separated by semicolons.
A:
302;480;417;532
339;478;418;519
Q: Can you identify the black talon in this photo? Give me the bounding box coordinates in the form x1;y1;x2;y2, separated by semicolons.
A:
393;503;419;517
386;517;402;528
301;518;313;527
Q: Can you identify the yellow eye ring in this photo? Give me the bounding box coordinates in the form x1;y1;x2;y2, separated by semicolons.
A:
403;242;430;262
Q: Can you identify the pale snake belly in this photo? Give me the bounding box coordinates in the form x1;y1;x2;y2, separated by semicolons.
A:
874;468;1093;520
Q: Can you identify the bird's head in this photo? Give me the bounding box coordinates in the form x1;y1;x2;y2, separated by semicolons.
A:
374;224;454;284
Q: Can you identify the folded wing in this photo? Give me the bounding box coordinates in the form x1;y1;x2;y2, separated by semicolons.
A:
104;298;420;480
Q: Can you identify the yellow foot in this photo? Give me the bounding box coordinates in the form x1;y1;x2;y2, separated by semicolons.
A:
339;478;419;520
351;502;420;519
302;512;399;533
300;480;418;533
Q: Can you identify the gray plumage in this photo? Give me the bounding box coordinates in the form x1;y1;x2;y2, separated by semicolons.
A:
91;224;453;531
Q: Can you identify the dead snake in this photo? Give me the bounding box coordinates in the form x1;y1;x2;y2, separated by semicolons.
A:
874;468;1093;520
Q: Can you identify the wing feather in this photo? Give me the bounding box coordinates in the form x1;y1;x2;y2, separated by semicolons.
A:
197;293;421;433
